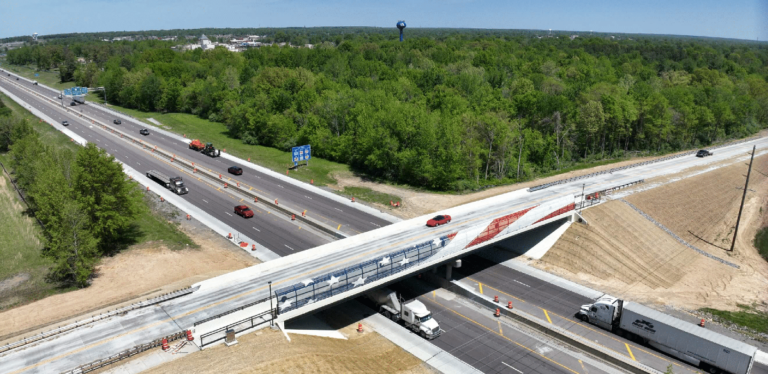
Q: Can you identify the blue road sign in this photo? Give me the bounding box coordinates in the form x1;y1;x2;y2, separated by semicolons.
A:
34;73;39;77
291;145;311;166
63;89;71;96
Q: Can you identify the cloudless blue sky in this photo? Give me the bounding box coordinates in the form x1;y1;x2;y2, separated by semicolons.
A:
1;0;767;40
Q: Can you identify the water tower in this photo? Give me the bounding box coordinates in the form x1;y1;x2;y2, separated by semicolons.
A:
396;21;406;42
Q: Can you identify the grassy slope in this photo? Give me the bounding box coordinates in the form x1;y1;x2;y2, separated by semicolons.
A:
0;91;194;310
0;63;76;91
700;305;768;340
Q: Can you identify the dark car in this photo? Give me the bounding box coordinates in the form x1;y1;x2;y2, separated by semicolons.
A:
228;166;243;175
16;77;19;80
696;150;712;158
427;214;452;227
139;128;150;136
70;101;77;106
62;120;69;126
234;205;254;218
113;119;122;125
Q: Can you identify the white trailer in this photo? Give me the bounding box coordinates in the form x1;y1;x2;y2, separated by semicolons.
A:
577;296;757;374
366;287;441;340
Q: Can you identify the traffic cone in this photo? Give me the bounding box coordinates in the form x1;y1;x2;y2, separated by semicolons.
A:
162;338;169;351
291;214;296;221
237;182;240;187
227;233;232;239
224;183;228;188
494;295;499;303
275;199;278;205
286;170;289;175
186;214;190;220
254;197;258;203
252;244;256;251
310;179;314;184
700;319;705;328
302;210;306;217
219;174;222;179
357;323;363;333
495;308;500;317
508;301;513;309
248;157;250;162
186;330;194;341
160;196;164;202
351;197;355;203
146;186;150;191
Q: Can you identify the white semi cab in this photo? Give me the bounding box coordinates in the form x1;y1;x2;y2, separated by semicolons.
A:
577;295;757;374
366;287;441;340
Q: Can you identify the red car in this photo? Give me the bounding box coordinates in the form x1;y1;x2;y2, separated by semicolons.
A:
426;214;451;227
234;205;254;218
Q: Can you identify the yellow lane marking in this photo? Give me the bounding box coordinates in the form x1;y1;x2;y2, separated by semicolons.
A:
428;299;580;374
625;343;636;361
543;309;552;324
478;282;484;294
467;277;524;302
498;320;503;336
432;290;436;300
337;224;342;230
579;360;588;373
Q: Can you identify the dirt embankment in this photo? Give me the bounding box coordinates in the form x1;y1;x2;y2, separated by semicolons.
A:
0;227;259;343
144;314;432;374
533;154;768;311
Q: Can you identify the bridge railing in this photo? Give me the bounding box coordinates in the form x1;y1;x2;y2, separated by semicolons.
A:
274;234;454;314
199;309;274;347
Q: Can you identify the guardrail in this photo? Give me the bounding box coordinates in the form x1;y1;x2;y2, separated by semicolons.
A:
193;295;271;327
575;179;645;209
2;77;346;240
528;136;758;193
199;309;273;347
60;331;187;374
0;286;196;355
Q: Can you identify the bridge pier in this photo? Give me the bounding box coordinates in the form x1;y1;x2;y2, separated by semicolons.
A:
444;259;462;280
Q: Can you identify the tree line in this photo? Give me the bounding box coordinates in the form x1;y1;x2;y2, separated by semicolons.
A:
0;109;142;287
7;31;768;190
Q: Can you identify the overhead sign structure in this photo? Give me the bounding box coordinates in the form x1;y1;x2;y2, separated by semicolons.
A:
292;145;311;166
63;87;88;96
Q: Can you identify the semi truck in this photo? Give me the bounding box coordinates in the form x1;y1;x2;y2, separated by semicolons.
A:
366;287;441;340
146;170;189;195
577;296;757;374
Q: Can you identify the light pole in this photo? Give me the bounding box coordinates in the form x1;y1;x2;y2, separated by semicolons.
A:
268;281;274;326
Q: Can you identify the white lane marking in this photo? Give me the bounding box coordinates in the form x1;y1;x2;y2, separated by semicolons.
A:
278;185;284;188
137;162;140;166
334;208;343;212
285;245;295;251
370;222;381;227
252;227;260;232
513;280;530;288
501;362;522;374
305;196;313;200
202;199;209;204
225;212;233;216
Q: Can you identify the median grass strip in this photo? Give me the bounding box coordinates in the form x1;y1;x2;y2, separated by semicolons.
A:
0;62;76;91
339;186;402;207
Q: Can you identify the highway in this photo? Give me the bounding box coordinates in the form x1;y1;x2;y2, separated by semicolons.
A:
0;71;393;238
2;70;768;374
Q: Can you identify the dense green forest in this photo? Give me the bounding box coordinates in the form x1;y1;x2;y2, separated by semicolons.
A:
7;31;768;190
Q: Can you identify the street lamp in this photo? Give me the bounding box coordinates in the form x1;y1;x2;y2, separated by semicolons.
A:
268;281;274;326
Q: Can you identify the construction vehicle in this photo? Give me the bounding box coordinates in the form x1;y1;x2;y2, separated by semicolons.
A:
189;139;205;151
577;296;757;374
365;287;441;340
202;143;221;157
188;139;221;157
146;170;189;195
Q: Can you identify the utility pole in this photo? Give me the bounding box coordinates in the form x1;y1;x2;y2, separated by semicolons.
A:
730;145;756;252
580;183;586;211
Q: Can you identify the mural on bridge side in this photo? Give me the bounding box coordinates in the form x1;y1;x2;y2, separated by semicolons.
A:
275;196;577;315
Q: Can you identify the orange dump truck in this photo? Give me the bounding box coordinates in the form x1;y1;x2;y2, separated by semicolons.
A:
189;139;205;151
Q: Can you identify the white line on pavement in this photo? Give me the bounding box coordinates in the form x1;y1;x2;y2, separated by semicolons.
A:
225;212;233;216
501;362;523;373
202;199;208;204
513;280;530;288
252;227;260;232
285;244;294;251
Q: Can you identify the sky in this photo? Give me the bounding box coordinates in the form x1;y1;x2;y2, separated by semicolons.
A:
1;0;767;41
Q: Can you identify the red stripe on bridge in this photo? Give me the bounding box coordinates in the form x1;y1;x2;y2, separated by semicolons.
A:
465;206;537;249
533;203;575;224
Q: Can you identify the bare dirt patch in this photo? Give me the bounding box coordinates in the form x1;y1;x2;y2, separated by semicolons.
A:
531;154;768;312
330;155;669;219
144;321;432;374
0;227;259;343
